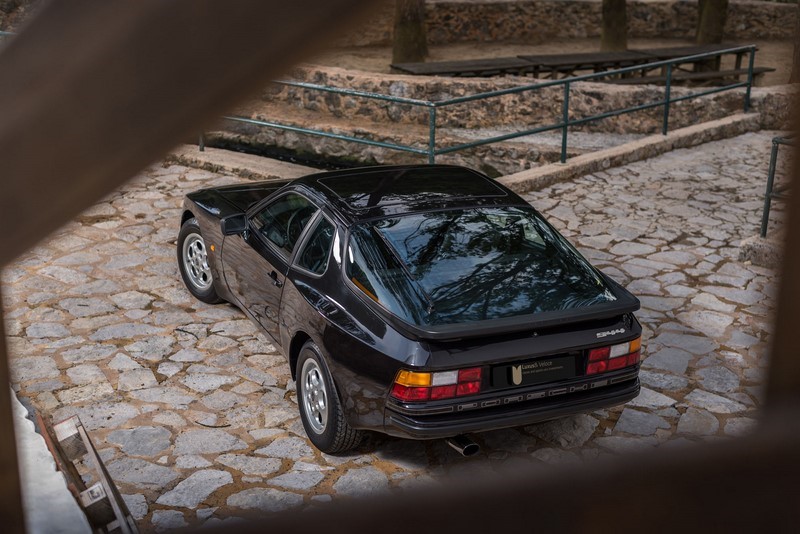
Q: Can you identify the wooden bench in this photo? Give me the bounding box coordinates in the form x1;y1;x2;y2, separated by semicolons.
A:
606;66;775;86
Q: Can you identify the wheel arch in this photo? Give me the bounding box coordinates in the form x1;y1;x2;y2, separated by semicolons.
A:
289;330;312;381
181;209;195;226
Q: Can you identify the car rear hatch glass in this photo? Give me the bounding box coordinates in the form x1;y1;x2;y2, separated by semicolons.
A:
345;206;618;328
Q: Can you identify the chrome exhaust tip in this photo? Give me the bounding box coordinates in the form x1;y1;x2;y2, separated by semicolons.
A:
445;435;480;457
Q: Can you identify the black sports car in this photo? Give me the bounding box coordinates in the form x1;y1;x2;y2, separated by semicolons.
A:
177;165;641;453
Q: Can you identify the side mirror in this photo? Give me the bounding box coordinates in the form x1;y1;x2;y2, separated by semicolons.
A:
220;213;247;236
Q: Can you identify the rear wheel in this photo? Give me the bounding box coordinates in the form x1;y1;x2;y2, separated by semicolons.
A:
297;340;363;453
177;218;223;304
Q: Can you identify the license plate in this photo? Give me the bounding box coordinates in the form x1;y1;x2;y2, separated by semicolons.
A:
492;355;577;388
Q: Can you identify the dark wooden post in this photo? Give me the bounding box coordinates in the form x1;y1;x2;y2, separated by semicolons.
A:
601;0;628;52
0;290;24;533
392;0;428;64
0;0;376;528
696;0;729;44
790;2;800;83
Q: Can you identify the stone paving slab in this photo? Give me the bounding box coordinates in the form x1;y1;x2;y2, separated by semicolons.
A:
5;132;779;530
167;145;311;182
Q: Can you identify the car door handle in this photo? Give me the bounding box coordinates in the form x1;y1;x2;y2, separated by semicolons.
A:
269;270;283;288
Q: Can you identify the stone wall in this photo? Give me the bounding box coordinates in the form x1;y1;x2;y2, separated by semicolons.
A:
208;125;565;177
214;63;793;175
340;0;795;47
262;64;791;134
0;0;37;31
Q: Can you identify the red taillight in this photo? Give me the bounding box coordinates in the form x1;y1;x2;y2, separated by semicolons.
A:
586;338;642;376
390;383;430;402
458;367;482;382
391;366;482;402
586;361;608;375
589;347;610;362
607;357;628;371
456;381;481;396
430;385;457;400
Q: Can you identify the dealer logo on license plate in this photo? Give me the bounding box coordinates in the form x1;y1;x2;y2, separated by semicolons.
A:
493;355;577;388
511;365;523;385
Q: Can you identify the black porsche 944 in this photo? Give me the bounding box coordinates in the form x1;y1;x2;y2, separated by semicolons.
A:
177;164;642;453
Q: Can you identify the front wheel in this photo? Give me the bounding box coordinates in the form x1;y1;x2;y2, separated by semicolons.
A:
297;340;363;453
177;218;223;304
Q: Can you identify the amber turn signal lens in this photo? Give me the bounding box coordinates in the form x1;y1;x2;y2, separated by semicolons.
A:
395;370;432;387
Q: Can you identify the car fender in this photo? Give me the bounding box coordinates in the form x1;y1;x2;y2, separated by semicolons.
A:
282;276;407;433
181;198;234;302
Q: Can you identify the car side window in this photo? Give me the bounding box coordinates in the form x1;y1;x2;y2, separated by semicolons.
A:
251;193;317;257
296;217;335;275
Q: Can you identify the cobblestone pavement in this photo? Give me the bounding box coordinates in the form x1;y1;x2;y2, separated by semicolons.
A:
6;131;781;531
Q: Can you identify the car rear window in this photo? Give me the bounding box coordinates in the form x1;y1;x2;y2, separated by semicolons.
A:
345;206;616;326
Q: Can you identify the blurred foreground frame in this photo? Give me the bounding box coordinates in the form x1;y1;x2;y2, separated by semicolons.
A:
0;0;798;532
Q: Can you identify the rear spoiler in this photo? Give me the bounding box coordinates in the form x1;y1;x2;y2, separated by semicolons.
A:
380;275;640;342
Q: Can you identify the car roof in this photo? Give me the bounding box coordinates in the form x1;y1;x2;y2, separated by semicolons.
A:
291;164;527;224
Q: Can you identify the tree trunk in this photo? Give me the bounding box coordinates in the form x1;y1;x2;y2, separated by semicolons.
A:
696;0;728;44
695;0;728;71
601;0;627;52
392;0;428;64
790;2;800;83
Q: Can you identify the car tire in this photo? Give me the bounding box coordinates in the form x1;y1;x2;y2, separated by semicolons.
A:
297;340;363;454
177;218;224;304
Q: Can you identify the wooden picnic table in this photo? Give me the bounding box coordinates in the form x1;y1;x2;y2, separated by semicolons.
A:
516;50;655;79
636;43;752;74
391;57;537;77
391;51;654;78
390;44;763;85
639;43;746;61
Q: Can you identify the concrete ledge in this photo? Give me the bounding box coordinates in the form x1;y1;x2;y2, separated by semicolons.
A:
739;234;783;269
166;145;313;181
497;113;762;193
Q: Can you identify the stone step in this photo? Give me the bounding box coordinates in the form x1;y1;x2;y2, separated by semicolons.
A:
167;145;314;182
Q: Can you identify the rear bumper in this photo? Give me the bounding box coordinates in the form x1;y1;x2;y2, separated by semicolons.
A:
383;371;640;439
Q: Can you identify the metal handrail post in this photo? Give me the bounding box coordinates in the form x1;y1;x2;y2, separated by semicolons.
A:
760;137;780;238
662;64;672;136
199;133;205;152
428;106;437;164
745;47;755;112
560;82;570;164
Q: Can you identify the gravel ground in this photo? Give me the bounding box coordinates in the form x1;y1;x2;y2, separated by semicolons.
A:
5;130;784;531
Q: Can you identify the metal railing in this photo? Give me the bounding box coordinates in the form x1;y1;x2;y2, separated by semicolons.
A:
0;31;761;165
761;135;793;238
214;45;758;165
